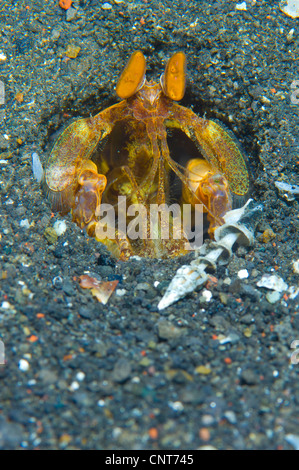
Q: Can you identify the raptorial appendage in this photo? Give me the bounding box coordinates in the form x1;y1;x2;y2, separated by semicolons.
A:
72;160;107;229
183;158;232;237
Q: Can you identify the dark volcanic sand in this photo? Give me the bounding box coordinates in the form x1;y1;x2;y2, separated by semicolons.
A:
0;0;298;450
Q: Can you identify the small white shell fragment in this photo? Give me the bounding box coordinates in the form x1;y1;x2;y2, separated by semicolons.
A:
20;219;30;229
288;286;299;299
285;433;299;450
69;381;80;391
219;332;240;345
202;289;212;302
190;18;199;28
257;274;288;292
1;301;13;309
292;259;299;274
19;359;30;371
261;95;271;105
102;2;112;9
0;52;7;61
238;269;249;279
280;0;299;18
116;288;126;297
236;2;247;10
32;152;44;183
286;28;295;42
275;181;299;202
53;220;67;236
168;401;184;412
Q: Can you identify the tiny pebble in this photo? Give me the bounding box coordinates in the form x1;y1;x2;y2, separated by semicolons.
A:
76;371;85;382
19;359;30;371
223;410;237;424
199;427;210;441
111;359;132;383
243;327;252;338
266;291;281;304
66;7;77;21
157;320;183;340
201;414;214;426
195;365;212;375
65;45;81;59
102;2;112;9
261;228;276;243
59;434;72;447
44;227;58;244
50;28;61;41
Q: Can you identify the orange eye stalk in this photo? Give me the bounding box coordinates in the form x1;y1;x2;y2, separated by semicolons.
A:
116;51;146;99
161;51;186;101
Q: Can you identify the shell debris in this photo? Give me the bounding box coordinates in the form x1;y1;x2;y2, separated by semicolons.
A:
256;274;288;292
32;152;44;183
158;200;263;310
79;274;118;305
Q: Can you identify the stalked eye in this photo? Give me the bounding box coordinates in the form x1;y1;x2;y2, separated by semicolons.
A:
116;51;146;99
160;51;186;101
